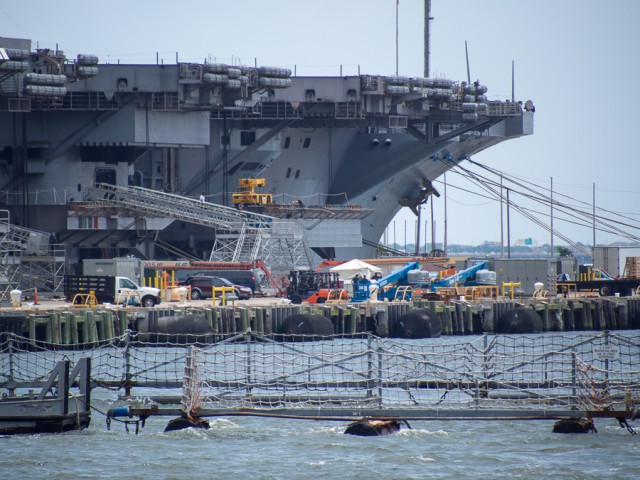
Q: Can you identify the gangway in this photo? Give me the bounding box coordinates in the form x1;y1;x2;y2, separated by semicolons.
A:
77;183;314;272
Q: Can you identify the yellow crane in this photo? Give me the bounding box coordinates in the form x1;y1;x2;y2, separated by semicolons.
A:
231;178;273;207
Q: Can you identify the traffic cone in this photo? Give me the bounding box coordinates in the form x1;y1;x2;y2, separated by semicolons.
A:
33;287;39;305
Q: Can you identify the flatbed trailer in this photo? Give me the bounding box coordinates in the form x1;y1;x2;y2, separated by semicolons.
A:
557;279;640;297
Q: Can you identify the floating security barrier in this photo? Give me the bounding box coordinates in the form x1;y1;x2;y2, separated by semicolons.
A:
552;418;597;434
344;418;408;436
165;416;211;432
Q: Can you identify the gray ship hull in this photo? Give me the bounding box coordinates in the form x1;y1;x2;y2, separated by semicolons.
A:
0;37;533;264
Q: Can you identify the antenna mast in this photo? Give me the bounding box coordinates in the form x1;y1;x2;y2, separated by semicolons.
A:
465;40;471;84
424;0;432;77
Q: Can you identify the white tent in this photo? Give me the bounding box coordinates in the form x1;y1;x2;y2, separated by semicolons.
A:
330;259;382;280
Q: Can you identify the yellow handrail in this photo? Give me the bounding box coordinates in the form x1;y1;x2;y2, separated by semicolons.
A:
71;290;99;308
212;286;236;306
501;282;522;299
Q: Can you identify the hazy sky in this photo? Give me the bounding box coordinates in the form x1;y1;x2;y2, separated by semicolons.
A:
2;0;639;247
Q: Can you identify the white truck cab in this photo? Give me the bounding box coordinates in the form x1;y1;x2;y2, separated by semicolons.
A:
116;276;161;307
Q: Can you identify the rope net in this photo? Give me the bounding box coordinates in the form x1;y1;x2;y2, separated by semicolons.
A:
184;331;640;412
1;331;639;415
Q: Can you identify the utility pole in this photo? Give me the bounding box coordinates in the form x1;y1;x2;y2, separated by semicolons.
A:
415;205;421;256
550;176;554;257
592;182;596;257
500;175;504;258
430;198;435;253
506;188;511;259
443;172;448;256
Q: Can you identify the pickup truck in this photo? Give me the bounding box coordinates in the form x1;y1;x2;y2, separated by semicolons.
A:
64;275;162;307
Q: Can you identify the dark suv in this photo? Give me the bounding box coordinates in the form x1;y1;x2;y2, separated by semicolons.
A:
179;276;252;300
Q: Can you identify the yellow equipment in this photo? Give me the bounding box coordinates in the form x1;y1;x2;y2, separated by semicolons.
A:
231;178;273;206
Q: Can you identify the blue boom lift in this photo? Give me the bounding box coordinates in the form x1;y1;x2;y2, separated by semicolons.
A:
351;262;420;302
428;261;487;291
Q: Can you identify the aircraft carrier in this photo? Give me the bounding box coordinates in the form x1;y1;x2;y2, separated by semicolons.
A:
0;30;533;267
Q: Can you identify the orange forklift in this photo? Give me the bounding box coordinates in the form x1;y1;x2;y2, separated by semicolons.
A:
286;271;349;304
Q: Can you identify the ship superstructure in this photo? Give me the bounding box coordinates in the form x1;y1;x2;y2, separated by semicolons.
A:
0;35;533;267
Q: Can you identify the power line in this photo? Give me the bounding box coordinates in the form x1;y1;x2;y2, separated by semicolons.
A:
436;159;640;253
0;5;29;37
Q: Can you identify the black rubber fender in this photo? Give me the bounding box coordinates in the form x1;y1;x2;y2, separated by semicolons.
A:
495;308;543;334
279;314;334;336
141;314;214;343
394;308;442;339
153;314;213;335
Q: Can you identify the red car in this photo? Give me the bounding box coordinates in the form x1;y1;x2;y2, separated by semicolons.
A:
178;276;252;300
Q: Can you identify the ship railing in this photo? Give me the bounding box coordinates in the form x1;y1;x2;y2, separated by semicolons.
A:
486;100;522;116
41;91;119;111
444;99;522;118
251;101;301;119
151;92;180;111
335;102;363;119
389;115;408;129
1;188;71;206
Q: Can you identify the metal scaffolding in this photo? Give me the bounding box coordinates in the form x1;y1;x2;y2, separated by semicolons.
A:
0;210;66;300
78;184;314;272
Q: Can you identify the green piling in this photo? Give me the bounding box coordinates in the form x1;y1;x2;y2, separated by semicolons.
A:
240;308;249;332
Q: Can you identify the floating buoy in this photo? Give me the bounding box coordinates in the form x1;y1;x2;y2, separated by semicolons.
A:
344;418;407;436
164;416;211;432
552;418;597;434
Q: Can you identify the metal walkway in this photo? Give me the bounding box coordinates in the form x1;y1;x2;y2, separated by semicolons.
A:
78;184;314;272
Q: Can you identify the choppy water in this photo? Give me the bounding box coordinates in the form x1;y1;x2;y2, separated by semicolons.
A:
1;389;639;480
3;331;640;479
